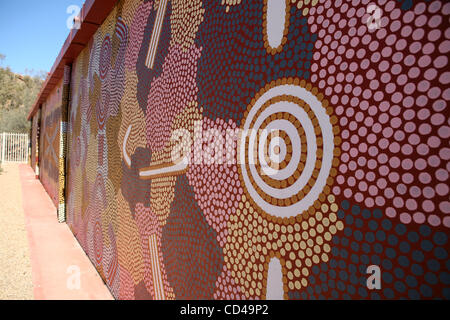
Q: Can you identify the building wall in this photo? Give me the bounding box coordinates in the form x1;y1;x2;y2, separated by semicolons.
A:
60;0;449;300
31;112;39;172
39;79;62;207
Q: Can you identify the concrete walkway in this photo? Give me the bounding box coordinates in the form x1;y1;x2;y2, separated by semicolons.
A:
0;163;113;300
0;163;33;299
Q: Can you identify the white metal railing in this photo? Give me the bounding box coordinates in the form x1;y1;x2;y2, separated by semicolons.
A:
0;132;29;163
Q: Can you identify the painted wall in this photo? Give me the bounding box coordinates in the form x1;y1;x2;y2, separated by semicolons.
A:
39;79;62;207
31;111;39;172
35;0;449;299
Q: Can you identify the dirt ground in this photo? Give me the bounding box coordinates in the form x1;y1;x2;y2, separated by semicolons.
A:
0;163;33;299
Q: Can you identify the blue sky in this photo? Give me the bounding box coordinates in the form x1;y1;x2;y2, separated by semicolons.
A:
0;0;85;76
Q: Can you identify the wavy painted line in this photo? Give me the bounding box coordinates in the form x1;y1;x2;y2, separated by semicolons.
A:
138;156;189;180
149;234;165;300
145;0;168;69
123;125;132;168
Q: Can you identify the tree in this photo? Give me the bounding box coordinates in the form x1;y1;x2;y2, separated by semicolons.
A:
0;66;44;133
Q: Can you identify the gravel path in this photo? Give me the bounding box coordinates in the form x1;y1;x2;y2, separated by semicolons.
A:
0;163;34;299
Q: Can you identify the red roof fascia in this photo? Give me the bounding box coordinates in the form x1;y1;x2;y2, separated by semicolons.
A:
27;0;118;120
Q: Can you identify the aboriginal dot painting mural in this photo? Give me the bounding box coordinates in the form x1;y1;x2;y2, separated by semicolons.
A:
40;79;62;207
31;111;39;173
62;0;450;300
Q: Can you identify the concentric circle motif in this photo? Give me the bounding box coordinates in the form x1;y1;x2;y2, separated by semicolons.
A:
94;221;103;265
99;35;111;81
96;94;109;130
239;78;338;219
